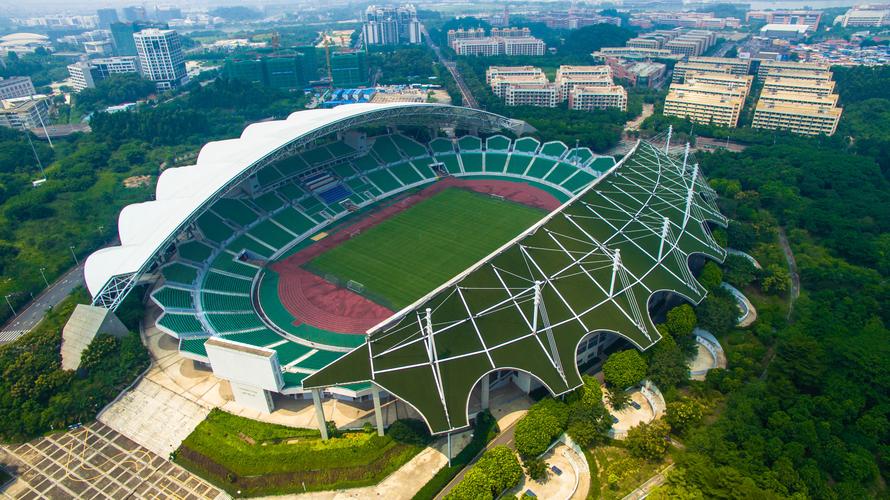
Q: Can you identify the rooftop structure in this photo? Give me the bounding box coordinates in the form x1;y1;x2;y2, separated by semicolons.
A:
688;57;752;76
756;59;831;80
554;66;613;100
485;66;545;85
606;59;667;89
760;23;810;40
684;72;753;100
489;72;550;98
762;76;836;96
746;9;823;30
672;62;735;83
0;77;35;100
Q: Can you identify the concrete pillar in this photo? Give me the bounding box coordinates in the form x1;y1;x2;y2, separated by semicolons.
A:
480;375;490;410
311;388;328;441
372;384;385;437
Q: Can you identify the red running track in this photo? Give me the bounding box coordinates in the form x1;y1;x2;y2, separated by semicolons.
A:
270;178;563;334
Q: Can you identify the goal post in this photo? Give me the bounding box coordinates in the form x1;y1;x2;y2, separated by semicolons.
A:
347;280;365;294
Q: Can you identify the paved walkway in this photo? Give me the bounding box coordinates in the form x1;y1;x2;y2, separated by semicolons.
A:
621;464;675;500
777;227;800;318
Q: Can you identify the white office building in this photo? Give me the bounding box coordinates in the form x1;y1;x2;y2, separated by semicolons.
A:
67;56;140;91
0;77;36;100
134;28;188;90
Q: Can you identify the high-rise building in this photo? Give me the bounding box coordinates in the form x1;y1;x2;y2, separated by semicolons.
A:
452;31;546;56
67;57;141;91
111;21;169;56
122;6;147;22
224;54;306;89
155;7;183;22
330;51;368;87
363;4;422;46
756;60;830;81
687;57;752;76
134;29;188;90
0;77;36;100
96;8;119;29
294;46;320;84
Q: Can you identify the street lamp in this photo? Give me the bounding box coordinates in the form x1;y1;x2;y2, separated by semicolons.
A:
4;294;16;316
69;246;79;266
39;267;49;287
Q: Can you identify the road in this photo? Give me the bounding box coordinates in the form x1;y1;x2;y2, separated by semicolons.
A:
422;26;479;109
776;226;801;318
434;419;519;499
0;262;85;343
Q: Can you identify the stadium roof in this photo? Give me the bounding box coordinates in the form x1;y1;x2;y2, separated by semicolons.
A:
84;103;534;310
304;139;727;435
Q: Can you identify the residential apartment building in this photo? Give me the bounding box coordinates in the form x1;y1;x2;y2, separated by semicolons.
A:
752;95;841;136
756;59;831;80
451;28;546;56
672;62;735;83
568;85;628;111
684;72;753;100
133;28;188;90
762;76;836;96
0;77;36;100
0;96;50;131
362;4;422;46
447;28;485;46
503;83;558;107
485;66;545;84
554;66;613;100
687;56;752;76
663;81;745;127
489;73;549;97
745;10;823;30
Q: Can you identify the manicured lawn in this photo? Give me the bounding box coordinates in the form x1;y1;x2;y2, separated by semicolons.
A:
174;409;425;497
586;444;672;499
307;188;545;309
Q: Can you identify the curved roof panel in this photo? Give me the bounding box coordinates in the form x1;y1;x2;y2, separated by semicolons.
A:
85;103;530;305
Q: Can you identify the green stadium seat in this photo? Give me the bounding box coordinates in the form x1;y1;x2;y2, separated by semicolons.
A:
206;312;265;333
222;329;283;347
178;241;214;263
457;135;482;151
298;349;344;370
211;252;259;278
275;155;310;177
513;137;540;154
272;207;317;235
410;160;436;179
276;182;304;201
389;162;424;185
204;270;252;294
254;192;286;212
439;155;461;174
486;135;511;151
561;170;597;193
196;212;235;243
213;198;259;226
302;146;334;165
352;154;380;173
256;166;284;188
565;147;594;166
460;152;484;172
249;220;295;249
429;138;454;154
505;155;532;175
331;162;358;179
371;136;403;164
326;141;356;159
180;337;210;358
161;263;198;285
391;135;428;158
539;141;568;159
366;169;402;192
152;287;194;310
485;152;508;173
272;342;314;365
202;292;252;312
526;158;556;179
158;313;206;335
229;234;274;259
282;371;307;388
544;163;577;185
589;157;616;172
347;178;381;196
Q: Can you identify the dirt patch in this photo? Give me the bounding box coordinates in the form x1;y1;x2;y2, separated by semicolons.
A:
123;175;152;188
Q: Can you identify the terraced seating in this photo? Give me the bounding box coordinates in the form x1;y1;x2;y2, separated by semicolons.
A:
272;207;318;235
178;240;214;263
590;157;615;173
505;155;532;176
410;160;437;179
485;152;509;172
366;169;402;192
330;162;357;179
301;170;337;193
544;162;577;185
298;196;327;218
276;182;304;201
206;312;265;333
526;157;556;179
513;137;540;154
299;349;344;370
561;170;597;193
271;342;313;365
457;135;482;151
210;252;259;278
389;162;424;185
565;147;594;166
486;135;511;151
347;178;381;196
229;234;274;258
213;198;259;226
275;155;310;177
371;136;403;164
460;152;484;172
540;141;568;159
196;212;235;243
249;219;295;249
180;337;210;357
202;291;252;312
256;166;284;188
204;271;252;294
319;184;352;204
152;287;194;310
282;371;307;387
302;146;334;165
161;263;198;285
438;155;461;174
352;154;380;173
326;141;356;159
158;313;206;336
222;329;284;347
391;134;428;158
429;138;454;155
254;192;286;212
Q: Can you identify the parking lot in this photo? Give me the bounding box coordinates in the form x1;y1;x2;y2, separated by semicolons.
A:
0;421;225;500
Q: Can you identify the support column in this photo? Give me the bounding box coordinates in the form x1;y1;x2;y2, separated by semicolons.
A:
372;384;385;437
664;125;673;154
480;375;490;410
311;388;328;441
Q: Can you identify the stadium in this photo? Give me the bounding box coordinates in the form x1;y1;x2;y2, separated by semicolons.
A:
83;102;726;437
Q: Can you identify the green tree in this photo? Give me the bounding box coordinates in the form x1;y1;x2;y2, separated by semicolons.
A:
602;349;648;389
664;399;703;433
647;334;689;390
666;304;697;337
523;457;548;482
625;420;671;460
760;264;790;294
698;261;723;291
473;446;523;495
445;467;493;500
514;399;568;459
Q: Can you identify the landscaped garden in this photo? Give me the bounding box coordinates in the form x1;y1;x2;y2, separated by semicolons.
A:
174;409;431;497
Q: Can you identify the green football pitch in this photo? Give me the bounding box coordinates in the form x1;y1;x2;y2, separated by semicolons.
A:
307;188;546;310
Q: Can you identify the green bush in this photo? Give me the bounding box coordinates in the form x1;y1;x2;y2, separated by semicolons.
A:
625;420;671;460
387;418;432;446
523;457;548;482
446;446;522;499
515;399;568;459
602;349;648;389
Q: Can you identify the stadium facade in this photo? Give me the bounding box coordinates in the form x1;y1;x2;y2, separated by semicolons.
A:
84;103;725;437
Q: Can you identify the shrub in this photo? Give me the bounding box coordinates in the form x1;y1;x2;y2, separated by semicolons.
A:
514;399;568;459
606;387;631;410
665;304;697;337
665;399;704;433
387;418;432;446
625;420;671;460
602;349;648;389
523;457;548;482
445;467;493;500
474;446;522;494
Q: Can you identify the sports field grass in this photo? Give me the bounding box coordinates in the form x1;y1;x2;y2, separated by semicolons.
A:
307;188;546;310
